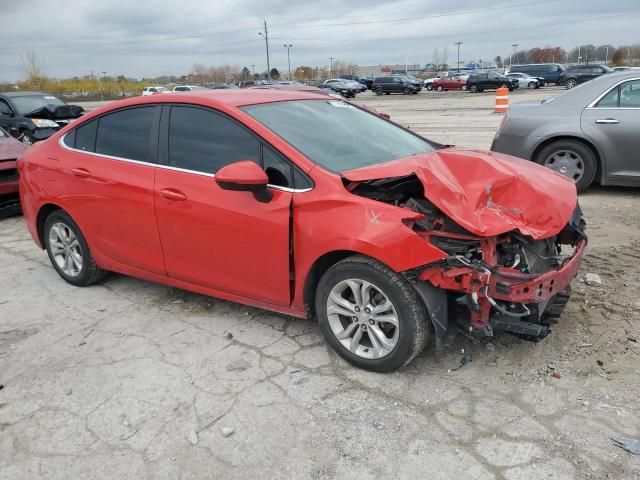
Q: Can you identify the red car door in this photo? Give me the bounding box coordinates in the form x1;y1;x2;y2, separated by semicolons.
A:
153;105;292;306
59;106;166;275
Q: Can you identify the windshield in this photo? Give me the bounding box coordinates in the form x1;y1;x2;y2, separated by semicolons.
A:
243;99;435;172
11;95;65;115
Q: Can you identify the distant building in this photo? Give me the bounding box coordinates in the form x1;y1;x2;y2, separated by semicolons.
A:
353;64;423;77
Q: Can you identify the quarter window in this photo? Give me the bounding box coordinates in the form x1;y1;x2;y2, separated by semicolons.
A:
596;87;619;108
619;80;640;108
168;106;260;174
74;118;98;152
95;107;157;161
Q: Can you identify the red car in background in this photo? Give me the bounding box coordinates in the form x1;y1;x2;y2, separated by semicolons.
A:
432;76;469;91
18;89;586;372
0;127;27;217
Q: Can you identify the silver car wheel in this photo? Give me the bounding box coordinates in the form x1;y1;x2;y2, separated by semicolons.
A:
566;79;576;89
48;222;83;277
326;278;399;360
544;149;585;183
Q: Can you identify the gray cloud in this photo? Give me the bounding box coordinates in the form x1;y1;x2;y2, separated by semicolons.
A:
1;0;638;81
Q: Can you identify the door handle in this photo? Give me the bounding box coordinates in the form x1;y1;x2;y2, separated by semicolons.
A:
71;167;91;178
595;118;619;124
159;188;187;201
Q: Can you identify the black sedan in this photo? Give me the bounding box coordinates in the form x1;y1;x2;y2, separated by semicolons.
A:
0;92;84;145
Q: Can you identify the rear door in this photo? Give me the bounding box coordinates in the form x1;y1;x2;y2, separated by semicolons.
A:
153;105;294;305
582;78;640;180
60;106;166;274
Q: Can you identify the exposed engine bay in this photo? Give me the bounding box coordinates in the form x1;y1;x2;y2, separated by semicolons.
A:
347;174;587;343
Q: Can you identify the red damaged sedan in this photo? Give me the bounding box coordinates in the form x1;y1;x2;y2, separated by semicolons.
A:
18;90;586;372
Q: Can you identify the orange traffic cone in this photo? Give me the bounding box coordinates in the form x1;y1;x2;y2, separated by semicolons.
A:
495;86;509;113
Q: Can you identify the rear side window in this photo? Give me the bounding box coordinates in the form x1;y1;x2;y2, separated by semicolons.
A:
168;106;260;174
95;107;157;162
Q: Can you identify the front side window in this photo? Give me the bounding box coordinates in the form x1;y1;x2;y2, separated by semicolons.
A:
0;99;12;115
168;106;260;174
243;99;435;172
95;107;157;162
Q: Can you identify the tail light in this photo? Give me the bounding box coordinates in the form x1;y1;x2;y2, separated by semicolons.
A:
497;110;509;134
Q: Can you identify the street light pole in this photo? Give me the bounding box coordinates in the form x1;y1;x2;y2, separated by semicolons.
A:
329;57;334;78
454;42;463;73
258;19;271;82
511;44;519;68
283;44;293;80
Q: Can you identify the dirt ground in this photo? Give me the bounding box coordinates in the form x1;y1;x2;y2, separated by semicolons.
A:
1;88;639;479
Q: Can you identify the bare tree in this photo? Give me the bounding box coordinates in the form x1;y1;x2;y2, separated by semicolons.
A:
432;47;449;72
21;51;45;90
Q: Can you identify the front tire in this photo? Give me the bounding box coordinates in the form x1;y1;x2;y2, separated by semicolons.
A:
469;84;478;93
44;210;107;286
315;255;429;372
436;85;444;92
528;82;536;89
17;131;34;145
535;140;597;192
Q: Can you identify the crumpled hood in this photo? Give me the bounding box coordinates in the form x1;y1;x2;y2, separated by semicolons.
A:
342;148;578;239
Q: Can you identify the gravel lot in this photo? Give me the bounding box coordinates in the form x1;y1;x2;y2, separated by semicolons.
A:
1;88;639;480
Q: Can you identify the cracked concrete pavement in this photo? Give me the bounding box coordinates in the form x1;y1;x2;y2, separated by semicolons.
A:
1;88;640;479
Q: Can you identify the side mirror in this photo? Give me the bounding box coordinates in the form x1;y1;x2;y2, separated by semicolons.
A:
215;160;273;203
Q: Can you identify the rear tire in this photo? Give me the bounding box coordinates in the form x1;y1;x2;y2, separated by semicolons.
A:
44;210;107;286
315;255;429;372
426;83;433;91
535;139;597;192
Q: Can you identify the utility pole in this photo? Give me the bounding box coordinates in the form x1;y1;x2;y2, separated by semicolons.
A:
511;44;519;68
455;42;463;73
258;20;271;82
283;44;293;80
250;64;255;78
329;57;334;78
605;46;609;64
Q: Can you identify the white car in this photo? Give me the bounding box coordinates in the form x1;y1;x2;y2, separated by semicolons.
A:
506;73;540;89
172;85;207;92
142;86;170;96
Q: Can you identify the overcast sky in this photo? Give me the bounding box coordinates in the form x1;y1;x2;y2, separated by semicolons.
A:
1;0;639;81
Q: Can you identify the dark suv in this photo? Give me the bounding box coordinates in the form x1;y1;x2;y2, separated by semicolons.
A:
372;76;419;95
509;64;565;85
559;65;613;89
466;72;516;93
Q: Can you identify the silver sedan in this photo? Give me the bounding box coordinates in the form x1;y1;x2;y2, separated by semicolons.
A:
491;71;640;191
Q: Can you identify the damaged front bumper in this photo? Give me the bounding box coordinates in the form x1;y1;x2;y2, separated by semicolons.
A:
406;207;587;344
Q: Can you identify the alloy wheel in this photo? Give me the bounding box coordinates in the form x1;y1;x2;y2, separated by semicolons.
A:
566;79;576;89
48;222;83;277
326;278;399;360
544;149;584;183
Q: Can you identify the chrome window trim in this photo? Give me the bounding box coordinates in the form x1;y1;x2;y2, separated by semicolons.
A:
586;77;640;109
58;133;314;193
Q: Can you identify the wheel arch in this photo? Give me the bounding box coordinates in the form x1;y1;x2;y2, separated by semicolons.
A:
36;203;64;249
531;135;604;183
303;250;362;320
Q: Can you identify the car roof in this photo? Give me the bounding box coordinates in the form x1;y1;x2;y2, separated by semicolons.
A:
1;91;51;97
83;89;331;115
